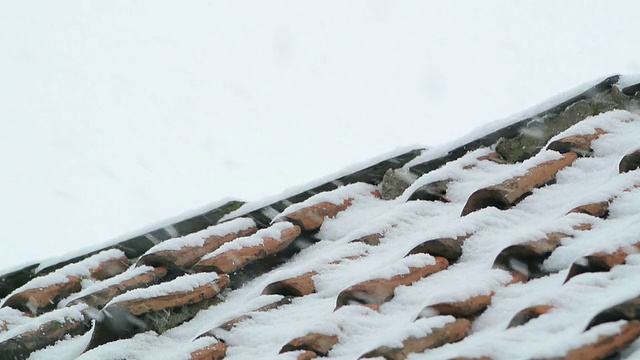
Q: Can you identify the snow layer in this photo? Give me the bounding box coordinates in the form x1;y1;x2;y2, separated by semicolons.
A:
106;272;220;307
144;217;256;253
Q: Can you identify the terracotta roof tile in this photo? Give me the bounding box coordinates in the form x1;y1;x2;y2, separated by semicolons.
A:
280;332;339;356
564;244;639;283
546;128;606;156
188;336;227;360
215;296;293;331
507;305;554;328
551;320;640;360
62;265;168;309
137;218;258;270
461;152;578;215
335;256;448;309
0;304;90;359
191;222;301;274
407;234;472;264
492;232;571;280
424;293;494;319
619;149;640;173
360;318;471;360
2;249;128;315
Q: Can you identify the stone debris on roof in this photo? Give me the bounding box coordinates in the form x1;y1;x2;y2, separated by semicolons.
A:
2;76;640;360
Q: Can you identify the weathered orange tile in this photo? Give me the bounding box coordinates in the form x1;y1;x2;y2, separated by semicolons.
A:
350;232;385;246
280;333;339;356
407;234;472;263
507;305;554;328
281;199;354;231
619;149;640;173
217;296;293;331
263;272;317;297
493;232;571;279
336;257;448;309
408;179;450;202
462;152;578;215
426;293;494;318
189;337;227;360
477;152;507;164
360;318;471;360
586;296;640;330
0;306;90;360
65;266;168;309
567;201;610;219
564;248;633;284
3;277;83;315
138;225;258;270
552;320;640;360
2;250;129;315
106;274;230;316
191;224;301;274
547;128;606;157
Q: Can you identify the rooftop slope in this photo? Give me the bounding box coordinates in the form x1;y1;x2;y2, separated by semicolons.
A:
1;76;640;360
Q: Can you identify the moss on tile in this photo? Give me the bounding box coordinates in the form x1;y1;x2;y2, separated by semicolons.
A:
496;87;632;163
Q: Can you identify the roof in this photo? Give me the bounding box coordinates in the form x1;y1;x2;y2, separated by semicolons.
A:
2;75;640;360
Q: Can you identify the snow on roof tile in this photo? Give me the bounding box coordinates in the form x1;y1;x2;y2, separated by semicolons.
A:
3;76;640;359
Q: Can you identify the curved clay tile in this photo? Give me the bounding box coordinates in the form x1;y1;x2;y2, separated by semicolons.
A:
407;234;472;264
88;273;230;350
546;128;606;157
280;199;354;232
191;223;301;274
619;149;640;173
555;320;640;360
407;179;451;202
0;305;90;360
64;266;168;309
493;232;571;280
359;318;471;360
477;151;507;164
585;296;640;330
2;250;128;315
280;333;339;356
350;232;385;246
217;296;293;331
461;152;578;216
507;305;554;328
296;350;320;360
335;257;448;310
137;219;258;270
564;245;638;284
188;336;227;360
567;200;610;219
262;271;317;297
105;273;230;317
423;293;494;319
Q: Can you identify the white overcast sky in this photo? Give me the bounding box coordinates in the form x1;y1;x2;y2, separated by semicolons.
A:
1;1;640;272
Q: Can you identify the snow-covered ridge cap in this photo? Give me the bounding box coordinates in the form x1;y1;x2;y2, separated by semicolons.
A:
276;182;377;219
106;272;220;307
144;217;256;254
3;249;125;298
200;222;297;261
